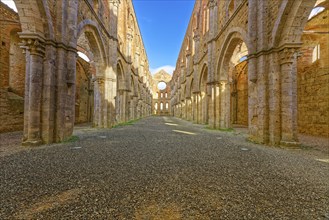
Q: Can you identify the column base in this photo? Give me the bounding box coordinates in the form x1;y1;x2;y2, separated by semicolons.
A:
22;139;43;146
280;140;300;148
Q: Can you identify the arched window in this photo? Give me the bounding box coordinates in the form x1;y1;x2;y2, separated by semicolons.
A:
312;44;320;63
155;103;158;110
166;102;169;110
309;7;325;20
160;102;163;110
202;5;209;35
228;0;235;17
165;92;168;98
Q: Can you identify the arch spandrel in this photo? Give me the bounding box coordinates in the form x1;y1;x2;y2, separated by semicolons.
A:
271;0;317;48
14;0;54;39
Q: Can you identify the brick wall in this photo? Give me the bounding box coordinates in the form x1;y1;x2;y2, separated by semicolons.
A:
0;3;25;133
297;9;329;137
0;89;24;132
297;48;329;136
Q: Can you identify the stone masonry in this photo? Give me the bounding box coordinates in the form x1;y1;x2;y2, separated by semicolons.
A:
0;0;153;145
170;0;329;146
0;0;328;146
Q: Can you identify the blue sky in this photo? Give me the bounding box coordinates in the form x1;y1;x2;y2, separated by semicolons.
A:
132;0;195;75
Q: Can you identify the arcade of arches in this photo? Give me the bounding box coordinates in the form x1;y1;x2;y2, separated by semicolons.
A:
0;0;154;145
171;0;329;146
0;0;328;146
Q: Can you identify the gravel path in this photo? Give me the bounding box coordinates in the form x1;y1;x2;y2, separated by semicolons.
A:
1;116;329;219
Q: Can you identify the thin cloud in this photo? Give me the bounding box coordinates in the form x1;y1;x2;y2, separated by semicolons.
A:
141;16;152;23
150;65;175;75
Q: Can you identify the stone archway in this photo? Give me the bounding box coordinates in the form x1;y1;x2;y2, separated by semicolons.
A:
77;22;109;128
217;31;249;129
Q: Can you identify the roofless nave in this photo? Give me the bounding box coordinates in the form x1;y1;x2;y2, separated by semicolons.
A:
0;0;328;146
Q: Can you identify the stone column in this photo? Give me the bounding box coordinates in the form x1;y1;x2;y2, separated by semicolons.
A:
94;77;104;127
87;76;94;123
132;96;138;119
220;80;230;128
107;0;119;127
106;77;116;127
208;83;217;128
20;38;45;146
279;47;299;146
268;52;281;145
193;92;201;123
65;49;78;137
208;0;218;121
186;98;192;121
120;90;128;122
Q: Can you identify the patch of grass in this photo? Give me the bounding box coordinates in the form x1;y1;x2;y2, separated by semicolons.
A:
112;118;140;128
62;135;79;143
299;144;314;151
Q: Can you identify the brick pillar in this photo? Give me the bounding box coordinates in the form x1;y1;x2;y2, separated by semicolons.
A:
279;47;299;146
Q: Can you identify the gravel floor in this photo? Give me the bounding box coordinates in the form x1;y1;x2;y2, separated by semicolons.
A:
1;116;329;219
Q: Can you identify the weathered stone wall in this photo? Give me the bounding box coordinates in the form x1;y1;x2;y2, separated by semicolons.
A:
153;88;171;115
170;0;326;145
152;70;172;115
0;0;153;145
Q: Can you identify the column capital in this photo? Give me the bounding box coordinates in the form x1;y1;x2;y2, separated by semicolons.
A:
110;0;120;8
279;47;298;65
193;34;200;42
127;33;133;41
95;77;105;85
20;37;45;57
220;80;228;86
208;0;217;9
